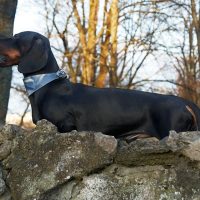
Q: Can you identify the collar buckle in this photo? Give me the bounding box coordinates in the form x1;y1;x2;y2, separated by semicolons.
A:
56;70;67;78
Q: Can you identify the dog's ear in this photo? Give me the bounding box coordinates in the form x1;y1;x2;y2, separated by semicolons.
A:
18;38;48;74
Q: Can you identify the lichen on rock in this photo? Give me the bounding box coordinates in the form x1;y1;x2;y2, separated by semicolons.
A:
4;120;117;200
0;120;200;200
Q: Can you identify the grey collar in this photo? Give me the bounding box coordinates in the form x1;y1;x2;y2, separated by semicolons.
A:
23;70;67;96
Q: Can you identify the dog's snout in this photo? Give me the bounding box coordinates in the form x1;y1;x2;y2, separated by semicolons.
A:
0;48;21;67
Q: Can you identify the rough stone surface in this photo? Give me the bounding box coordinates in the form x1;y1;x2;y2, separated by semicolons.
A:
71;164;200;200
0;120;200;200
0;167;6;196
0;124;21;161
0;191;12;200
0;124;22;143
41;162;200;200
4;120;117;200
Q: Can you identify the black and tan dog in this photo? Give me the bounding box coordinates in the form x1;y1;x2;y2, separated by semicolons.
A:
0;31;199;141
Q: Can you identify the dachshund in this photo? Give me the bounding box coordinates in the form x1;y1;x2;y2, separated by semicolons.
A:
0;31;199;142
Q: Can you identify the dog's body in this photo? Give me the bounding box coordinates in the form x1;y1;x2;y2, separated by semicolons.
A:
31;78;200;139
0;31;199;141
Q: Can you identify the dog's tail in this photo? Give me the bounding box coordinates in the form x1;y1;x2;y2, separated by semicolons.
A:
185;102;200;131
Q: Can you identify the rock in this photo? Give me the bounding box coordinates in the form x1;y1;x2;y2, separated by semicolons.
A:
0;178;6;196
72;165;174;200
4;120;117;200
115;131;200;166
0;191;12;200
0;124;22;161
0;124;22;144
43;163;200;200
94;132;117;155
166;131;200;161
0;140;12;161
35;119;58;133
2;120;200;200
166;131;200;151
115;137;174;166
40;180;78;200
0;166;6;197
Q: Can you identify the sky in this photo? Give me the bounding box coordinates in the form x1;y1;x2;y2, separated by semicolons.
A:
14;1;44;34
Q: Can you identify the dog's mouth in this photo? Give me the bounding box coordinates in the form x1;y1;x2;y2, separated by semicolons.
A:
0;55;7;63
0;55;13;67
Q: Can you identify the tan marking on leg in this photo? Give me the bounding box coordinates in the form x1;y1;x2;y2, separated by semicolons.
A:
186;105;198;131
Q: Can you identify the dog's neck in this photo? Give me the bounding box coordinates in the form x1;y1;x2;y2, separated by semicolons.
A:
23;70;67;96
23;50;68;96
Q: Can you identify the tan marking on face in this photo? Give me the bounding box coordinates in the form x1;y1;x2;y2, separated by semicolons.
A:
5;49;21;59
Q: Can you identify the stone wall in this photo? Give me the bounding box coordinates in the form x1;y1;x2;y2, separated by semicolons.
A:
0;120;200;200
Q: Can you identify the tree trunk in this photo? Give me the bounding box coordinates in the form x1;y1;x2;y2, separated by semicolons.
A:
0;0;17;125
72;0;99;85
109;0;119;87
86;0;99;85
95;0;110;88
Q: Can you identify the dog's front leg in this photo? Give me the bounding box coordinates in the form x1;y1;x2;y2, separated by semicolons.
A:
55;117;76;133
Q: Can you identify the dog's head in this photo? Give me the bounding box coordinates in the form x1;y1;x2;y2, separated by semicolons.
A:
0;31;49;74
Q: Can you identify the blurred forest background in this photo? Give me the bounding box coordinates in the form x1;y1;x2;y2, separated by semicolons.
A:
1;0;200;128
